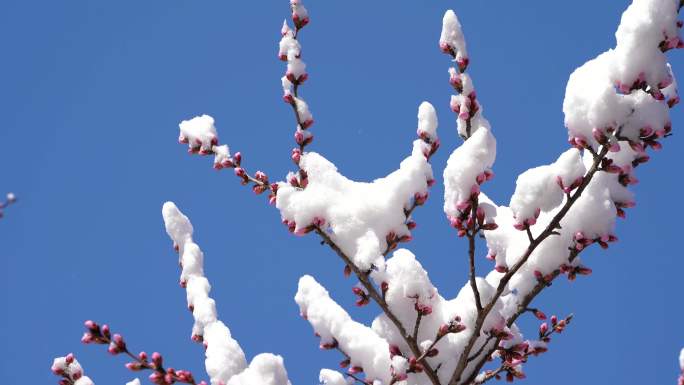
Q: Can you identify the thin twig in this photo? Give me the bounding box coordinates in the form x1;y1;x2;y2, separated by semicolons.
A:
448;145;610;385
313;227;442;385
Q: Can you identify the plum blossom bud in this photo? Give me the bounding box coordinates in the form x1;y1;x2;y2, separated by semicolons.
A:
415;303;433;316
291;148;301;164
290;0;309;29
126;362;144;371
539;323;548;335
84;320;99;332
414;191;429;206
533;309;547;320
592;128;608;145
320;339;338;350
389;344;402;358
438;324;450;337
348;366;363;375
152;352;163;368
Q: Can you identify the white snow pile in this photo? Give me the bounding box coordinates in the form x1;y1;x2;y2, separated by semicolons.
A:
509;149;585;227
443;126;496;220
563;0;678;146
178;114;232;168
475;0;679;300
295;275;392;384
417;101;438;142
439;10;468;64
179;115;219;154
276;103;437;271
162;202;291;385
51;355;95;385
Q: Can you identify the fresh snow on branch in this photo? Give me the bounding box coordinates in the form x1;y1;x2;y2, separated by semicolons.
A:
163;202;291;385
51;354;96;385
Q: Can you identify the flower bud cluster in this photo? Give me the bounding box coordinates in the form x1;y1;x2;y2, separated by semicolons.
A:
280;1;314;152
51;353;94;385
573;231;618;251
0;192;17;219
447;173;497;238
81;320;203;385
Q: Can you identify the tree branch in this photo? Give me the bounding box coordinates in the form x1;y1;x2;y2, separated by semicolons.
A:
448;145;610;385
313;227;442;385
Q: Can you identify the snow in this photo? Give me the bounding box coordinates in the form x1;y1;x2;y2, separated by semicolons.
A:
227;354;291;385
162;202;290;385
179;115;218;153
443;126;496;220
276;104;435;271
213;144;231;169
279;31;300;61
51;356;95;385
509;148;586;226
319;369;348;385
439;10;467;62
563;0;677;147
295;275;392;384
417;101;438;141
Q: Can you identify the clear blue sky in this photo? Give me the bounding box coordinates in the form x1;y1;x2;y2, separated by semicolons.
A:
1;1;682;384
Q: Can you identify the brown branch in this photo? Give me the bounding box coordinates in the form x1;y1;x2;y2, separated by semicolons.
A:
413;312;423;343
447;145;610;385
467;198;483;314
462;249;583;384
313;227;442;385
467;333;495;363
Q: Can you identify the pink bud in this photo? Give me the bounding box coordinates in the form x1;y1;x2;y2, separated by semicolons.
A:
438;324;450;336
348;366;363;375
149;372;164;385
152;352;163;368
84;320;99;332
389;344;402;357
439;41;451;54
81;332;94;344
456;200;471;212
592;128;608;144
414;191;428;206
533;309;547;320
539;322;548;335
126;362;143;371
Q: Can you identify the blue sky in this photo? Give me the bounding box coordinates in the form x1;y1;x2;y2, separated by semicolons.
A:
1;1;683;384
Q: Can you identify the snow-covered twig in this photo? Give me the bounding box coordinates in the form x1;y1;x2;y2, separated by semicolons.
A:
51;353;97;385
0;192;17;219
